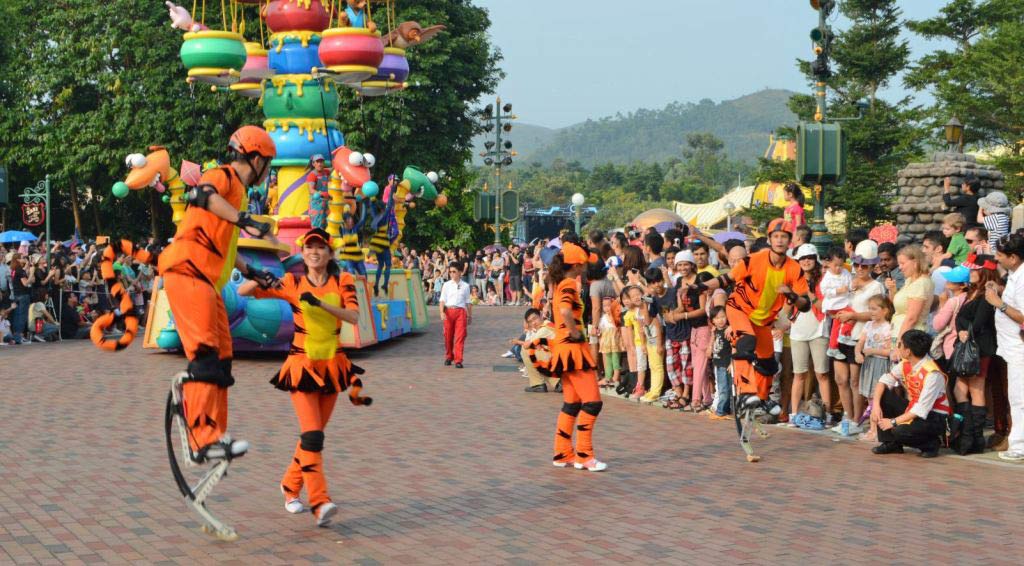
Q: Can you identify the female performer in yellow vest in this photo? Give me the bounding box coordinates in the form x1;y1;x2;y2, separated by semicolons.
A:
339;204;368;276
239;227;371;528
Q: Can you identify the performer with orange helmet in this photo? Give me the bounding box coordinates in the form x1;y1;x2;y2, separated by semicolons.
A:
545;241;607;472
158;125;282;539
699;226;811;461
239;227;370;528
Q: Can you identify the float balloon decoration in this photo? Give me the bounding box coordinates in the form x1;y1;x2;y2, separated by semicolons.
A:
134;0;448;351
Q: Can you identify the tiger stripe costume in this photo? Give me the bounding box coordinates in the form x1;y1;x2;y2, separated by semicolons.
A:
90;240;160;351
252;265;370;516
546;244;604;470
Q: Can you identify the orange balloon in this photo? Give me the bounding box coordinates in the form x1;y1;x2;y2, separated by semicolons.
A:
435;194;448;207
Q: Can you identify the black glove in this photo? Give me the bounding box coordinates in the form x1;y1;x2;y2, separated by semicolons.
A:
783;290;799;304
236;212;272;238
245;264;279;289
300;291;322;307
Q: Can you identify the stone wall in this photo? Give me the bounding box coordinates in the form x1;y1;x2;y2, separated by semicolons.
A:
893;151;1004;243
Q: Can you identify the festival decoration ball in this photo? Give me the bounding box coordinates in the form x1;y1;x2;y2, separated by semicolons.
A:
426;171;439;183
361;180;379;199
408;202;416;209
112;182;130;198
435;194;448;207
162;195;171;204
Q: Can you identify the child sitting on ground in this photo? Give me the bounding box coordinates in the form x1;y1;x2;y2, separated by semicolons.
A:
820;246;854;360
708;305;733;419
515;308;560;393
597;295;624;389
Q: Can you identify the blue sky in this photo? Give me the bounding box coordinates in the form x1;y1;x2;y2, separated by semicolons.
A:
473;0;952;128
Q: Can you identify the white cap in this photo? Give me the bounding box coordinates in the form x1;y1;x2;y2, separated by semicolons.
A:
674;250;696;265
794;243;818;261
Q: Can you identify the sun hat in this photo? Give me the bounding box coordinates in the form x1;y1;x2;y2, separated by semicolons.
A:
962;253;998;271
794;243;818;261
852;239;880;265
941;265;970;284
673;250;696;265
978;191;1012;215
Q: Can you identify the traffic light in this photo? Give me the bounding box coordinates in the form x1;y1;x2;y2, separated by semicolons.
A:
502;103;512;113
484;141;495;149
503;141;512;149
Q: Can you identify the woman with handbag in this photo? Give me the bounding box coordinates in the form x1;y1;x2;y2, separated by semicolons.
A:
931;267;969;366
952;256;1001;454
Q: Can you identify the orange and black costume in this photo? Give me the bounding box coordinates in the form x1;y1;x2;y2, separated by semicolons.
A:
718;249;809;399
549;262;602;466
253;269;369;515
157;165;246;453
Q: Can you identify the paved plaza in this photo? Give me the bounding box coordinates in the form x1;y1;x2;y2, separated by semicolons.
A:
1;308;1022;565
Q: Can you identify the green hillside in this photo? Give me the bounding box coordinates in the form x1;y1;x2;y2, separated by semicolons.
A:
472;89;797;166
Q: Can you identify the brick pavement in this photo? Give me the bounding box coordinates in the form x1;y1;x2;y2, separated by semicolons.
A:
0;307;1021;565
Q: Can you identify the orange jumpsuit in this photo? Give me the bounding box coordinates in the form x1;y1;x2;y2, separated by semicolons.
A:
549;278;602;465
724;249;809;399
157;166;244;452
253;270;364;514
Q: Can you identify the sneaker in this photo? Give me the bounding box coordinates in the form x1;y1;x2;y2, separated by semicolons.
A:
281;486;306;514
831;419;851;436
524;384;547;393
32;335;45;343
574;458;608;472
444;359;452;366
199;435;249;462
846;422;864;435
455;362;464;369
997;450;1024;462
315;502;338;527
501;350;515;359
761;399;782;417
552;458;573;468
553;381;562;393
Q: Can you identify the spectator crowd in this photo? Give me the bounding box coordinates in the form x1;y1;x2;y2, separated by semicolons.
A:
1;238;154;346
494;179;1024;463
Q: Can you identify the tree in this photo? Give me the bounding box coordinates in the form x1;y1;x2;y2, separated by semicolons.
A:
661;132;750;203
791;0;925;228
342;0;503;250
905;0;1024;146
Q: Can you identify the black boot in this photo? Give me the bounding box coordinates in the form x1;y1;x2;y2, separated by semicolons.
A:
970;406;988;454
955;402;972;456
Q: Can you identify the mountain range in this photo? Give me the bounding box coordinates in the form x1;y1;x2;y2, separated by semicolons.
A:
472;89;798;167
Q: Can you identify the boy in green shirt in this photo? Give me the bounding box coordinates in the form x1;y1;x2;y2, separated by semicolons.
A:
942;212;970;264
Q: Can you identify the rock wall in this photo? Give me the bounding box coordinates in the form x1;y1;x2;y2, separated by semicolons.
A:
893;151;1004;243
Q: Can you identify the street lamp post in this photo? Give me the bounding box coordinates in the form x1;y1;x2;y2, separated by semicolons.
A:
21;175;51;265
723;200;736;233
944;117;965;153
571;192;585;235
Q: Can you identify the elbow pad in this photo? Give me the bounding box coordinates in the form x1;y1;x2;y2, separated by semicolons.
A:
796;295;811;313
185;184;217;209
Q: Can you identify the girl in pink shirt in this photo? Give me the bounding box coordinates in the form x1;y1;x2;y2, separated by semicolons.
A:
783;183;806;235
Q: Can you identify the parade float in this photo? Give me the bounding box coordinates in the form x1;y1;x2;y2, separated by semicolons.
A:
115;0;447;351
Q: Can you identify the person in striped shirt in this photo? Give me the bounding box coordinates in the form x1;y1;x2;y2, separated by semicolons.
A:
978;190;1011;250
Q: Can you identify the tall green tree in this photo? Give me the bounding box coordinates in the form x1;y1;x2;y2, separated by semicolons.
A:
343;0;504;250
791;0;924;227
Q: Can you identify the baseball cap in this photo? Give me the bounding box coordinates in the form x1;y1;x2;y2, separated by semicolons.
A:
795;243;818;260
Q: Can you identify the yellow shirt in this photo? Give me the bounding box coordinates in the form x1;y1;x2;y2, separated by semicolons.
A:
623;309;644;346
750;266;786;326
698;265;720;277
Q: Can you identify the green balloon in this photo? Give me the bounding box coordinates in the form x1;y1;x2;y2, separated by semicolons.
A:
162;195;171;204
112;181;130;199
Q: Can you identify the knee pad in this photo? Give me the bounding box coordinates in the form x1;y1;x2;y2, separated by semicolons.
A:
581;401;603;417
561;402;582;417
300;430;325;452
754;356;779;377
734;335;757;361
187;347;230;386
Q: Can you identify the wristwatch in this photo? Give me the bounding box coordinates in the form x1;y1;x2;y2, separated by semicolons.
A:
890;418;898;428
999;303;1009;313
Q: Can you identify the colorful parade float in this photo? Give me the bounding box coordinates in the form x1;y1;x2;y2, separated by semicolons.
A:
117;0;447;351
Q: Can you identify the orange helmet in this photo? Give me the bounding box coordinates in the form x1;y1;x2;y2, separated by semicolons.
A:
228;125;276;159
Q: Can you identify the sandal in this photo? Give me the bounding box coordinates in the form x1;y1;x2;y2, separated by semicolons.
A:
662;398;686;410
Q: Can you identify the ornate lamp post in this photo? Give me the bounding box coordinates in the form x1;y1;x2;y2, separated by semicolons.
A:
944;117;965;153
21;175;51;264
571;192;585;235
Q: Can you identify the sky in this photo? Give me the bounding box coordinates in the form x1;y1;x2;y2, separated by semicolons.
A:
472;0;952;129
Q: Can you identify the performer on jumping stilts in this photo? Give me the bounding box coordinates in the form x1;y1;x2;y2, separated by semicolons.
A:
157;126;281;538
545;242;607;472
239;227;370;528
699;226;811;461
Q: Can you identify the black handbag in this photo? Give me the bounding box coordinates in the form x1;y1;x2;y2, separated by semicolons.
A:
948;328;981;378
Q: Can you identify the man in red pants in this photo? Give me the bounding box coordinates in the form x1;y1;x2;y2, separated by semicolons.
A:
439;261;472;368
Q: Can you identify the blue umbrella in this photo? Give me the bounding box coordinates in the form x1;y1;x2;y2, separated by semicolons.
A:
0;230;38;244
